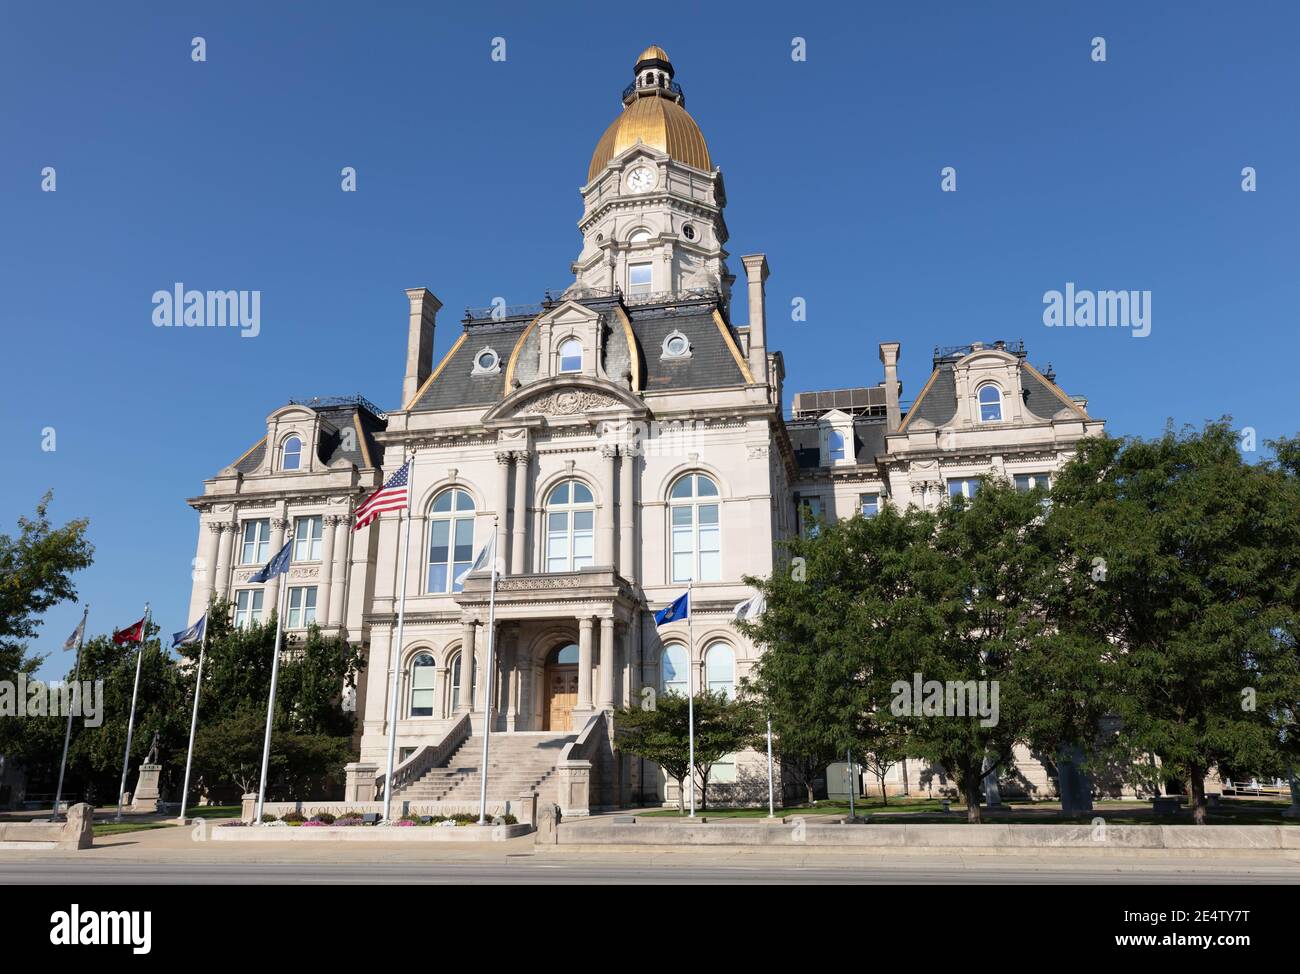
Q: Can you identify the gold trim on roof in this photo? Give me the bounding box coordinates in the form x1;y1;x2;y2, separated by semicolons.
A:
229;436;267;471
352;413;373;468
1022;361;1090;419
711;309;755;385
503;313;545;393
896;369;939;434
613;304;643;393
402;331;468;412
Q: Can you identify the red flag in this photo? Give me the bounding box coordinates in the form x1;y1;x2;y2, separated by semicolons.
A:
112;617;145;645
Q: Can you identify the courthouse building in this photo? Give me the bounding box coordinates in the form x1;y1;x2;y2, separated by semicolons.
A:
185;47;1104;813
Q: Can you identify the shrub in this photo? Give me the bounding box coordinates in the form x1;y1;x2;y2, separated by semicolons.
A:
282;810;307;824
334;816;362;827
311;812;336;824
260;813;277;823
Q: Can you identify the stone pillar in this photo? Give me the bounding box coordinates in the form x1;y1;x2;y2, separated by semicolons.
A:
495;452;512;573
505;628;519;731
598;617;616;711
214;522;236;603
317;514;338;625
459;620;477;713
200;522;222;606
577;616;594;711
266;516;290;612
510;450;529;574
618;447;635;581
598;446;617;566
328;514;350;627
345;762;378;802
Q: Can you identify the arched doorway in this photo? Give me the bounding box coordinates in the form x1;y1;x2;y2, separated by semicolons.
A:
543;642;580;731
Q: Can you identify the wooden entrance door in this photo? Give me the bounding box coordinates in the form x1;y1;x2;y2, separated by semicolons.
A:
544;665;579;731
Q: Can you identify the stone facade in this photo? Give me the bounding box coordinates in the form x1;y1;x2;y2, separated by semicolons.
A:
185;47;1105;809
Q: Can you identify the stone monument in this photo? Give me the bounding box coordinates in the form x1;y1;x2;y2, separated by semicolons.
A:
130;731;162;813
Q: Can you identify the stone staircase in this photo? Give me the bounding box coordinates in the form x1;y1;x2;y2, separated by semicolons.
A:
390;731;575;805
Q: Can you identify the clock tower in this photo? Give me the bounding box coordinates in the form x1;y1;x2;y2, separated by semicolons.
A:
572;46;733;304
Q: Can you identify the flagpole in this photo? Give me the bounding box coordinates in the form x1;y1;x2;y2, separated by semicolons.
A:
687;579;696;817
178;614;208;822
254;574;290;824
51;605;88;822
116;602;149;823
382;453;416;824
477;519;499;825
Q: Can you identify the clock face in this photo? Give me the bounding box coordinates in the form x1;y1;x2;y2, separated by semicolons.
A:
627;167;655;193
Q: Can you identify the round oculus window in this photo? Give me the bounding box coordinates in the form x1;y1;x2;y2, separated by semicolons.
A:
476;350;498;370
666;336;687;355
682;224;696;240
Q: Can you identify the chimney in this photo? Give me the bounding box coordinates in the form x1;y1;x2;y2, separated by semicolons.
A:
741;254;769;385
403;288;442;407
879;342;901;432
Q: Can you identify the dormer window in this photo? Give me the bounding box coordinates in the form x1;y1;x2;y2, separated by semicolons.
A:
281;435;302;471
558;338;583;373
977;384;1003;422
661;329;691;360
472;347;501;375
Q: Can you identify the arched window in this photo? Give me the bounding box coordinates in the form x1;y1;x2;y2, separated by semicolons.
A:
427;488;475;593
558;338;583;373
978;384;1003;422
409;652;435;717
661;643;689;696
705;643;735;699
669;473;720;583
281;435;302;471
545;480;595;572
629;228;651;243
827;430;846;463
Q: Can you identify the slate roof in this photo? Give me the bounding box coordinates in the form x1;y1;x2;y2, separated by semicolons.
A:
898;350;1088;433
787;416;889;471
230;399;386;474
406;294;750;413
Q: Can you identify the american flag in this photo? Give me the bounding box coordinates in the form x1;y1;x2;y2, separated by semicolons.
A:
354;459;411;531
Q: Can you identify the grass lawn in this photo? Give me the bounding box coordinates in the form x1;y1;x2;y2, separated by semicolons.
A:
183;805;241;820
92;822;177;836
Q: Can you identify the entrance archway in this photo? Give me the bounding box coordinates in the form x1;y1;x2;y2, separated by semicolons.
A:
543;642;579;732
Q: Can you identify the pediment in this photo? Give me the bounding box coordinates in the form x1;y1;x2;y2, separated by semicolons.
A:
482;375;646;426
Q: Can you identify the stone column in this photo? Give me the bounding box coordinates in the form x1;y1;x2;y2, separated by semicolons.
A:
214;522;236;603
459;620;477;713
317;514;338;626
598;617;616;710
266;517;290;612
598;446;617;567
577;616;594;711
495;452;512;573
200;522;222;606
618;447;635;581
328;514;350;627
505;629;519;731
510;450;529;574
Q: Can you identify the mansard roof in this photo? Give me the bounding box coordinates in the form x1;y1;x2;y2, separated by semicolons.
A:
229;397;386;474
405;291;750;414
898;341;1089;433
787;416;889;471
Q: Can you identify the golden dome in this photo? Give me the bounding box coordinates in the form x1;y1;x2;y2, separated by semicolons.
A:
636;44;671;65
587;50;711;183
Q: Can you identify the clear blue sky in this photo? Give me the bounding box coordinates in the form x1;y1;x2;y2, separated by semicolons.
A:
4;1;1297;676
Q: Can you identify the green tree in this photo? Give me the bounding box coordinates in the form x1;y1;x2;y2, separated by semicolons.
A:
690;690;762;811
1049;422;1300;823
0;493;93;763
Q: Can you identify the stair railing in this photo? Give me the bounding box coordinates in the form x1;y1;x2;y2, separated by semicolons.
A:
376;712;472;800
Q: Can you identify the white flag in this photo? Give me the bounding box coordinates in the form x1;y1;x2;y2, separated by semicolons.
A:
455;533;497;586
733;592;765;623
63;611;86;650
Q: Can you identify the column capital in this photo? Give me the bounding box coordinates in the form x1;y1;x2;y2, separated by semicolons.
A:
495;450;515;465
271;517;291;530
206;521;225;535
600;444;619;460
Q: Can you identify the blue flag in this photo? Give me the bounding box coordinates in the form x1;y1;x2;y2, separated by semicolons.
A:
654;591;690;627
172;613;207;649
249;540;292;583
